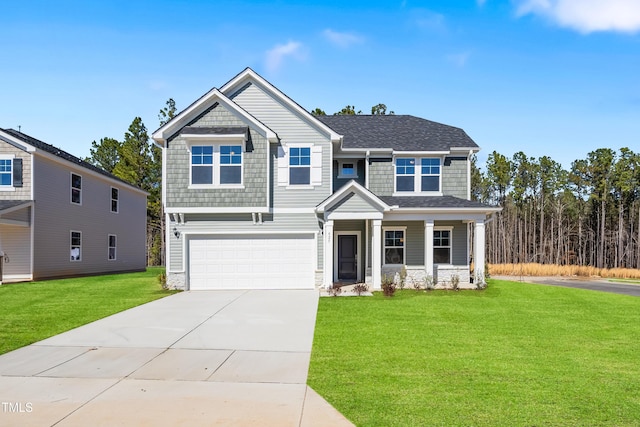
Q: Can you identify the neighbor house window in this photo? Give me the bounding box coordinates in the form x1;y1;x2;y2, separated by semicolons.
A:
111;187;119;213
70;231;82;261
434;229;451;264
289;147;311;185
108;234;117;260
338;161;358;179
421;158;441;192
190;145;242;186
395;157;441;193
0;159;12;186
71;173;82;204
384;229;405;265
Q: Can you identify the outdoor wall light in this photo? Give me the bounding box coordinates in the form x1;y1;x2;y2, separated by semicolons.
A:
173;227;180;238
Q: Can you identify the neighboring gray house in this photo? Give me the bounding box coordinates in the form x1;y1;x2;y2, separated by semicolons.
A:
0;129;147;283
153;68;499;291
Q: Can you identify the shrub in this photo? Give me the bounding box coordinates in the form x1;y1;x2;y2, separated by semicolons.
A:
327;284;342;297
423;274;435;291
352;283;369;296
158;271;168;290
399;265;407;290
381;275;396;297
450;274;460;291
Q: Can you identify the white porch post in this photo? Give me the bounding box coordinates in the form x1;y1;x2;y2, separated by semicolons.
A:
372;219;382;289
323;220;334;288
424;220;434;281
474;220;486;285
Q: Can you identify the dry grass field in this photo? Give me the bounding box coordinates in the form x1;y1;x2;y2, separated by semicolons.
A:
489;263;640;280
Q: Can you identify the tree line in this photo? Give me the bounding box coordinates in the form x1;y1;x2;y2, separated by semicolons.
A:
473;148;640;269
85;99;176;266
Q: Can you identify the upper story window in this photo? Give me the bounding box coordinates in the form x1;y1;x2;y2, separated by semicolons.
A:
190;145;243;186
71;173;82;204
0;159;12;187
338;161;358;179
289;147;311;185
383;228;406;265
395;157;441;194
111;187;119;213
434;229;451;264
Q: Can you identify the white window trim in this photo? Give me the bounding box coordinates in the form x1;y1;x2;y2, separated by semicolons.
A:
71;172;82;205
0;154;15;191
277;143;322;187
70;230;82;262
337;160;359;179
392;156;443;196
434;226;453;265
108;234;117;261
382;226;407;266
187;143;245;189
111;187;119;213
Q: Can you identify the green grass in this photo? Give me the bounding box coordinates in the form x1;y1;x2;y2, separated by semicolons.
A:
608;278;640;285
308;280;640;426
0;268;177;355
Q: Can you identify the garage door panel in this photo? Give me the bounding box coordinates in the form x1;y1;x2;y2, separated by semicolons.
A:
189;234;315;290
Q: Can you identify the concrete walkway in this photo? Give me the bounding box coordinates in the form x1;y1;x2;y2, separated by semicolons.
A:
0;290;354;426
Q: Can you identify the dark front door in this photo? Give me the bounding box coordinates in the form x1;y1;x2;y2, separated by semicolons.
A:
338;235;357;281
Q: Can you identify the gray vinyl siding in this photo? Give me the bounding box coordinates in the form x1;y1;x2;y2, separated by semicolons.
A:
334;220;366;279
0;141;31;200
368;160;393;196
32;156;146;279
333;159;365;192
442;157;468;199
0;224;31;277
165;104;268;208
329;191;381;213
270;145;332;208
168;212;322;272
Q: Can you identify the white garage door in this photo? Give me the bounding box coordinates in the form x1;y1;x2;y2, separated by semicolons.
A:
188;234;315;290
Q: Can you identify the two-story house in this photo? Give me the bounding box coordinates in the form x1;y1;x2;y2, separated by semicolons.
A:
0;129;147;283
153;68;499;291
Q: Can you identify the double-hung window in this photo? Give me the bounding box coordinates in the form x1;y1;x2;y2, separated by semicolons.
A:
384;229;405;265
111;188;119;213
0;159;12;187
395;157;441;194
70;231;82;261
289;147;311;185
190;145;242;186
434;229;451;264
108;235;117;260
71;173;82;204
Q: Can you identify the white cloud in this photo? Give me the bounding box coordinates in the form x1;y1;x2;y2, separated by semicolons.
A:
477;0;487;6
410;9;447;33
322;29;364;48
515;0;640;34
447;52;471;67
264;41;305;72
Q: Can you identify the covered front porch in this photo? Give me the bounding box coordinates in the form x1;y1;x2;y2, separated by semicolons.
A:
315;181;499;290
0;201;33;284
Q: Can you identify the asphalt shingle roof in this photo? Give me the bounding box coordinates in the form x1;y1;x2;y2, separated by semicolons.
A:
316;115;478;152
0;128;142;191
379;195;495;209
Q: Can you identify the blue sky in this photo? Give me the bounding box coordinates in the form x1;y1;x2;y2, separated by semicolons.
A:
1;0;639;169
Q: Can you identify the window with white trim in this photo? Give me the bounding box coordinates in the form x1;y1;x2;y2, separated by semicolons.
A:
395;157;441;193
108;234;117;260
70;231;82;261
338;161;358;179
190;145;242;186
111;187;119;213
289;147;311;185
0;158;12;186
383;229;405;265
71;173;82;204
434;229;451;264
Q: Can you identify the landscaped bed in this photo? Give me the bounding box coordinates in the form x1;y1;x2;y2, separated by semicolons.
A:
0;267;176;355
308;279;640;426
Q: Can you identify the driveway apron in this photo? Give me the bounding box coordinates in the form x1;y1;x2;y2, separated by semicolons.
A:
0;290;353;426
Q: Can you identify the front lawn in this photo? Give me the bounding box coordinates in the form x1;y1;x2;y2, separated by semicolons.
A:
308;280;640;426
0;268;176;355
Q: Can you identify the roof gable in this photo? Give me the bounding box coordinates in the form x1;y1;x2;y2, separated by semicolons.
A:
316;180;389;213
317;115;479;153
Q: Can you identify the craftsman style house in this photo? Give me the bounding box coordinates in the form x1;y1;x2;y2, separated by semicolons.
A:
153;68;499;290
0;129;147;283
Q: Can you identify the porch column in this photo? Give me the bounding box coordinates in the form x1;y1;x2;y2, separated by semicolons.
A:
323;220;334;288
371;219;382;289
424;220;434;280
474;220;486;285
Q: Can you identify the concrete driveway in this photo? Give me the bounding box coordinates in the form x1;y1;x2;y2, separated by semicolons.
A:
494;275;640;297
0;290;353;426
